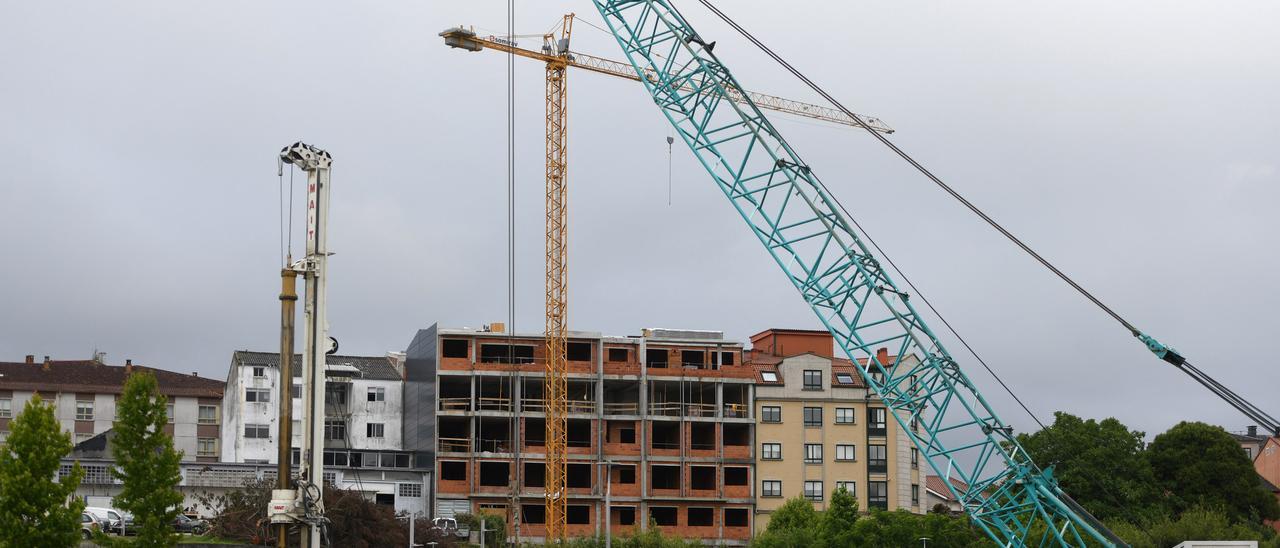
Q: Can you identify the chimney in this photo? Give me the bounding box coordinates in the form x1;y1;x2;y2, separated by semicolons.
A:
25;355;34;364
1248;425;1258;437
876;347;889;366
42;357;51;372
125;359;133;374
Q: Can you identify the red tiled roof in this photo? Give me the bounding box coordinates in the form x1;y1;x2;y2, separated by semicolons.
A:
0;359;223;398
925;475;969;500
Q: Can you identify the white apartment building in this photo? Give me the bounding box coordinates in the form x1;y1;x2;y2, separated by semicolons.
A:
221;351;428;516
0;355;224;461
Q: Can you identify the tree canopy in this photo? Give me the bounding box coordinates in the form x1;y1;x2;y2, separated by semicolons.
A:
0;394;85;548
105;371;184;547
1147;421;1280;523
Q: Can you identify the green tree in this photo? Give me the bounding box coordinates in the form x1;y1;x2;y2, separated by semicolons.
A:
1016;412;1163;522
818;485;858;546
104;371;184;547
765;495;819;532
1147;421;1280;523
0;394;85;547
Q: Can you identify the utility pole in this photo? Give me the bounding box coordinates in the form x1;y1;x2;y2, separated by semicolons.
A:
276;142;333;548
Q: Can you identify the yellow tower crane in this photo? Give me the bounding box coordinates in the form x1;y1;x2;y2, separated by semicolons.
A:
440;16;894;542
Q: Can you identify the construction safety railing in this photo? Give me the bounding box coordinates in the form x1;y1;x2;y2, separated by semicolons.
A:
522;398;597;414
477;397;513;412
438;437;471;453
602;402;640;415
439;398;471;411
722;403;749;418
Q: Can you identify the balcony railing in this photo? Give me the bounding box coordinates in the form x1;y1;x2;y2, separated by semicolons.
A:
439;398;471;411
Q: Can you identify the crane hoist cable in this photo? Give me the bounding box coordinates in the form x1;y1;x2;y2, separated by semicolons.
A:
692;0;1278;436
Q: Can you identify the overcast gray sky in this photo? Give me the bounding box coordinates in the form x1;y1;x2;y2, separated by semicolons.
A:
2;1;1276;440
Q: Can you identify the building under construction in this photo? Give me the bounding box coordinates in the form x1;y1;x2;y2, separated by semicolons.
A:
404;325;757;544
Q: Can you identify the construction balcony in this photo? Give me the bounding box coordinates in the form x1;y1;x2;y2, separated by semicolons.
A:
643;347;755;380
518;417;595;454
440;338;597;375
647;420;751;458
521;378;597;415
602;380;640;416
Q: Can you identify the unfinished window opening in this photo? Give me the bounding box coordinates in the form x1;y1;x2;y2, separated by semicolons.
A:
442;339;469;358
567;419;592;447
603;382;639;415
477;377;513;411
651;465;680;490
689;422;715;450
566;342;592;362
724;508;748;527
724;466;748;486
690;466;716;490
607;348;628;362
681;350;705;368
524;462;545;488
687;507;714;527
476;417;512;452
646;349;668;368
614;506;636;526
649;507;677;526
567;505;591;525
723;385;749;417
525;418;546;446
724;423;750;446
522;504;546;524
479;462;510;487
651;422;680;449
440;461;466;481
606;420;636;444
616;464;636;484
479;343;535;364
648;382;682;416
719;351;735;366
566;463;591;488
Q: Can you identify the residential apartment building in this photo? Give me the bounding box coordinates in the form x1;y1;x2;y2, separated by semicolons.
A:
0;355;224;460
750;329;923;532
404;324;756;545
221;351;429;516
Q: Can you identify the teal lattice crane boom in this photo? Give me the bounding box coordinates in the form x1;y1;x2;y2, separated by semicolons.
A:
590;1;1125;546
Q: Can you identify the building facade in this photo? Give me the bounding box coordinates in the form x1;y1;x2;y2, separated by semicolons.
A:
749;329;923;532
404;324;757;545
220;351;429;516
0;355;224;461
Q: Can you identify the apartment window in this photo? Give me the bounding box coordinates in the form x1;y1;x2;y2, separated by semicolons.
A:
803;406;822;427
366;423;385;438
367;387;385;402
75;433;93;444
252;366;265;377
911;416;919;433
198;405;219;424
324;386;347;406
835;444;855;462
197;438;218;457
567;342;592;362
245;424;270;439
324;419;346;441
836;481;856;494
441;339;469;358
870;369;885;386
761;443;782;460
245;388;270;403
912;484;920;505
804;443;823;464
835;407;855;424
291;384;302;398
166;403;175;423
762;480;782;497
761;406;781;423
760;371;778;382
869;444;887;473
606;348;628;362
835;373;855;385
649;507;677;527
803;370;822;390
868;407;887;436
0;398;10;418
869;481;889;509
719;351;735;366
804;481;823;501
399;483;423;498
75;399;94;421
911;447;919;469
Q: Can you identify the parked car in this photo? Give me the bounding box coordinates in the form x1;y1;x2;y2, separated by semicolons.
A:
83;507;125;535
107;512;135;535
80;512;99;539
431;517;469;539
173;514;208;535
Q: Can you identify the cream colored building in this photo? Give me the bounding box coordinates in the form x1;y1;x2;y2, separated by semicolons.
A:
749;329;922;531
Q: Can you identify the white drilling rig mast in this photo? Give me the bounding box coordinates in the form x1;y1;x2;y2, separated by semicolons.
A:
278;141;333;548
